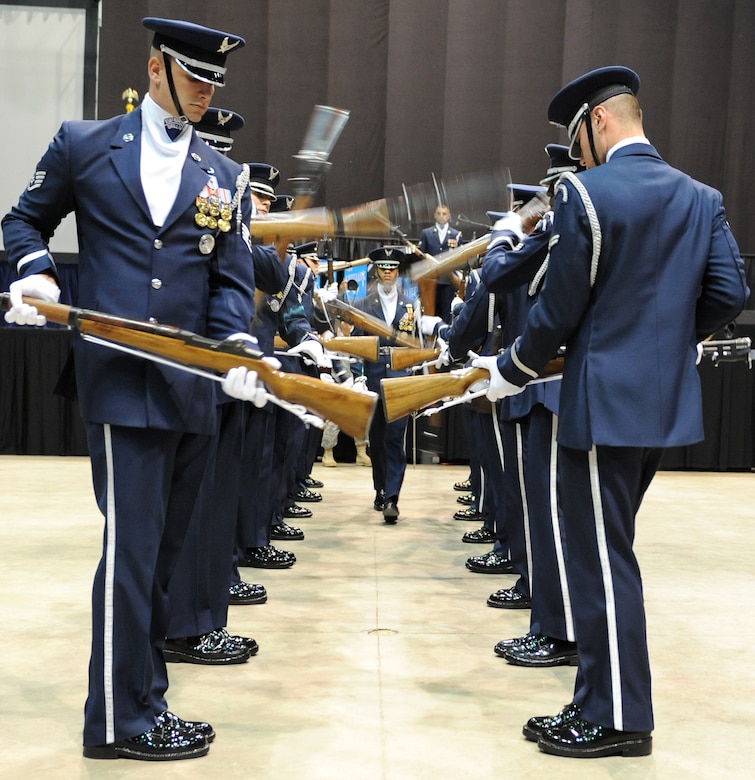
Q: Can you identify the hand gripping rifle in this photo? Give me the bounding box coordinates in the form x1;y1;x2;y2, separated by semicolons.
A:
1;295;378;440
273;333;380;362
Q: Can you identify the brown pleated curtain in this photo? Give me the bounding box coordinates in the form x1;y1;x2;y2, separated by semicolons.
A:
99;0;754;251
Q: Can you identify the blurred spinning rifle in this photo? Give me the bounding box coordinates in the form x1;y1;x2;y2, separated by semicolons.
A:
409;191;552;283
250;165;514;249
381;336;754;422
0;295;378;441
323;298;422;348
273;333;379;362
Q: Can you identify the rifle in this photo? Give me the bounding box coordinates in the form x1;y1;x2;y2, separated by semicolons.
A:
1;295;378;440
324;298;422;348
273;333;379;362
380;356;565;422
389;346;441;371
381;336;754;422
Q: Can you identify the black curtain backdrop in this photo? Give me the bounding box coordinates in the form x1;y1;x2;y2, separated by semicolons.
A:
92;0;754;251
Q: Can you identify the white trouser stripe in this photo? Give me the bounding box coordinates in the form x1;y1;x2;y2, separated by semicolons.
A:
516;423;533;590
103;424;116;744
587;446;623;730
549;416;575;641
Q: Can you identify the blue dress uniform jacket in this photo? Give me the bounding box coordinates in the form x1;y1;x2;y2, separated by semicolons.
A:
2;108;256;434
499;143;749;450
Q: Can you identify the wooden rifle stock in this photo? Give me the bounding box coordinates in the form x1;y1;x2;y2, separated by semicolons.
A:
381;356;565;422
389;346;441;371
4;295;377;440
325;298;422;348
274;334;379;361
410;234;491;282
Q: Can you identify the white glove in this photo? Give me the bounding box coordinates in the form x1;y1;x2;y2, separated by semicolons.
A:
450;295;464;315
5;274;61;326
288;338;332;369
222;332;261;352
695;342;704;365
470;354;526;401
320;371;335;383
352;375;369;394
320;329;335;342
420;315;443;337
489;212;524;251
314;282;339;306
434;337;451;369
222;366;268;408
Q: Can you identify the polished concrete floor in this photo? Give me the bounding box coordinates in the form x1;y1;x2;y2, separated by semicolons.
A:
1;454;754;778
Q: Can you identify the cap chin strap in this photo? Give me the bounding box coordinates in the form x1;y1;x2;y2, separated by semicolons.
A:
584;114;602;166
162;53;190;125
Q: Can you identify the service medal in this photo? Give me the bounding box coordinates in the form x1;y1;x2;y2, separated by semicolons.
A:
195;212;208;227
198;234;216;255
217;218;231;233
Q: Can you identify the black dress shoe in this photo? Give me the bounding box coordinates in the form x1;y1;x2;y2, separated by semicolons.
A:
157;710;215;743
466;550;515;574
453;478;472;491
241;544;296;569
305;475;324;488
462;526;494;544
270;521;305;540
228;581;267;605
222;628;259;656
83;719;209;760
538;718;653;758
163;630;251;665
456;492;477;505
502;635;578;667
486;584;531;607
523;702;582;742
283;503;312;518
373;489;386;511
294;488;322;502
383;499;399;524
454;507;484;521
494;633;534;656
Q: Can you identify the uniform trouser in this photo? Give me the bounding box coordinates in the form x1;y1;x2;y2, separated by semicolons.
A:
522;406;574;641
559;443;661;733
275;409;306;514
469;403;506;542
462;406;483;515
167;401;245;639
297;423;322;488
84;423;210;746
500;416;529;597
234;404;276;560
368;398;408;501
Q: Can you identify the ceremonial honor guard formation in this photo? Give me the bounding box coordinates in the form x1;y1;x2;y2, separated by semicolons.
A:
0;11;752;779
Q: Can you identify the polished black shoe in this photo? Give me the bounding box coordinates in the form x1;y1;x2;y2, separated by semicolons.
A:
240;544;296;569
462;526;494;544
494;633;534;657
373;489;386;511
453;478;472;491
222;628;259;656
523;702;582;742
157;710;215;744
283;503;312;518
456;492;477;505
83;719;209;760
294;488;322;502
383;499;399;524
466;550;515;574
538;718;653;758
502;635;578;667
486;584;531;607
305;475;324;488
228;581;267;605
163;629;251;665
454;507;484;522
270;521;305;540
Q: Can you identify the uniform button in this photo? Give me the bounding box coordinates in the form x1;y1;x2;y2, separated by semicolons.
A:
151;278;162;290
153;239;163;249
